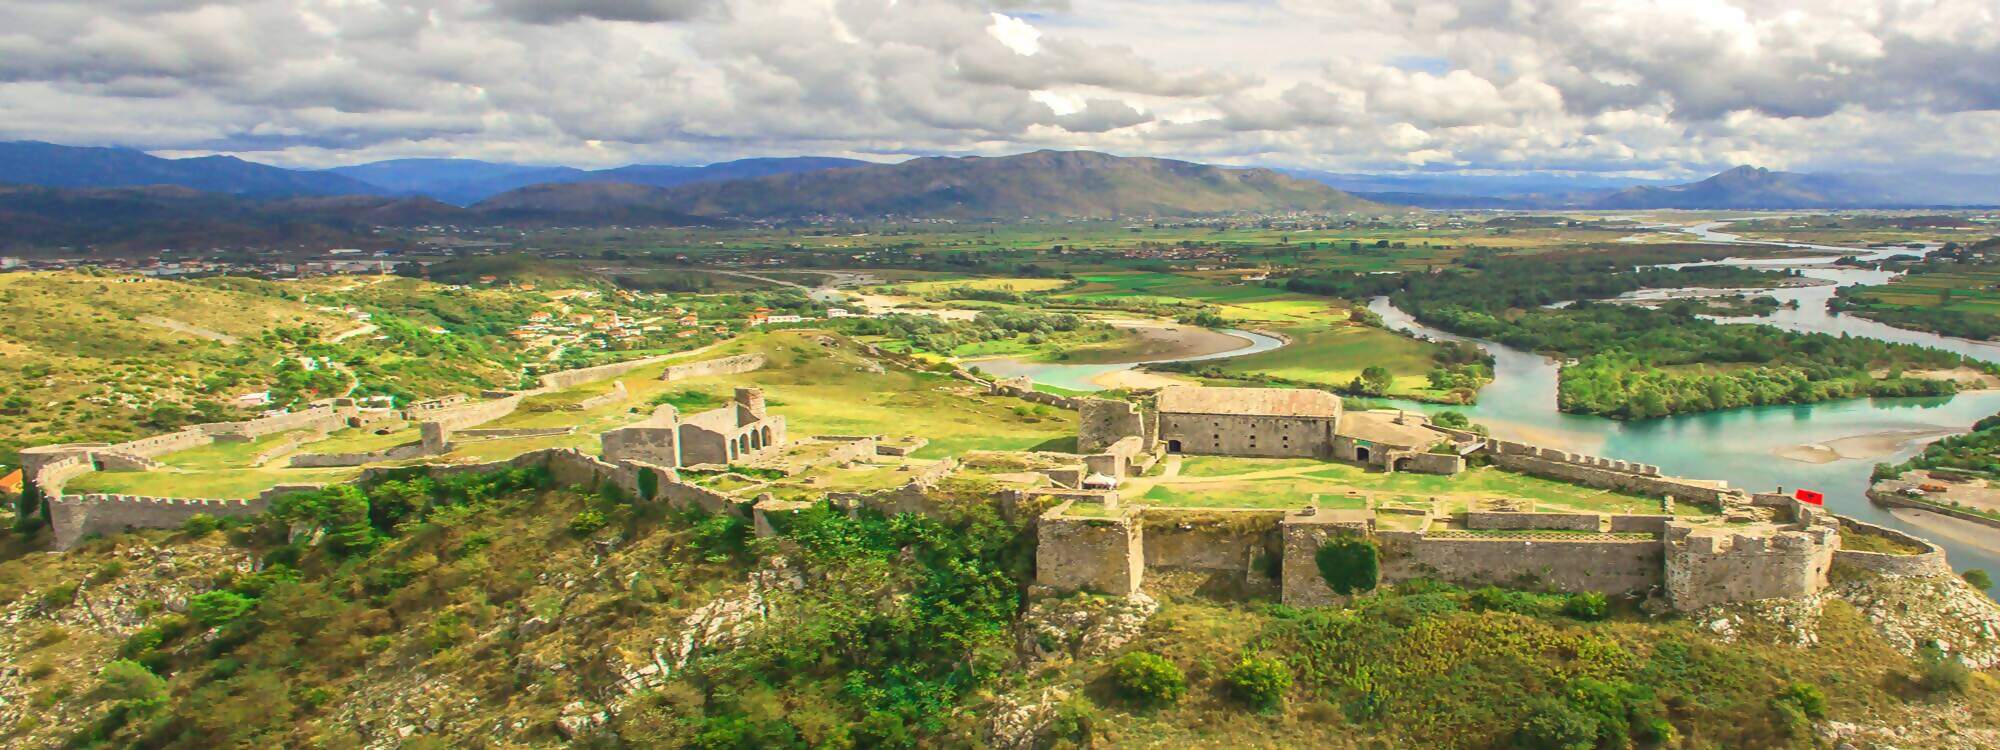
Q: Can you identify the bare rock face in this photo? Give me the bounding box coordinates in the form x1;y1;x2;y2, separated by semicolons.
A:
557;700;608;739
984;687;1072;750
1015;591;1159;666
608;557;806;706
1815;700;2000;749
1832;570;2000;669
1698;593;1828;648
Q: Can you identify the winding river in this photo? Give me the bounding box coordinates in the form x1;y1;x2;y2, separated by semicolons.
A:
1372;220;2000;582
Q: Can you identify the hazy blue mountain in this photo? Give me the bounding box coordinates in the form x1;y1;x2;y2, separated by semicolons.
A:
325;159;586;205
332;156;873;205
1285;169;1666;198
0;141;382;197
1586;166;1899;209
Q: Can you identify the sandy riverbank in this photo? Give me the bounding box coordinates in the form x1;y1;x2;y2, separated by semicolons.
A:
1890;508;2000;560
1057;321;1255;364
1776;428;1955;464
1087;368;1198;390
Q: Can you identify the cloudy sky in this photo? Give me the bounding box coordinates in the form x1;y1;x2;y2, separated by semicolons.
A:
2;0;1997;177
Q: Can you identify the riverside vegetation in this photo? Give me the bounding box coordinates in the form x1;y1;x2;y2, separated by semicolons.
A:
1288;252;1983;418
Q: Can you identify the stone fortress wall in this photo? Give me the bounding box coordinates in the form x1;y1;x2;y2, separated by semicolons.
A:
13;352;1916;616
1037;401;1859;613
660;353;766;382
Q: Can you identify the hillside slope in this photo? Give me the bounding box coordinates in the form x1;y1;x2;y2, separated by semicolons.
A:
1;467;1995;748
0;185;466;251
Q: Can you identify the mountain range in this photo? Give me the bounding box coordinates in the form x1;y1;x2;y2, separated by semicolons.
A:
1307;165;2000;209
325;156;873;205
0;148;1392;250
515;149;1386;221
3;141;1997;248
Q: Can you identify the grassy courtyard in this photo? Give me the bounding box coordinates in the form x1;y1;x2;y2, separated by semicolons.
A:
1143;456;1674;515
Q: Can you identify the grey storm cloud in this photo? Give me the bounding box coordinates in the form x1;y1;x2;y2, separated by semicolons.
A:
0;0;1992;175
487;0;724;24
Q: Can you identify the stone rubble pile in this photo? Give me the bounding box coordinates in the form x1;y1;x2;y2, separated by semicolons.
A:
1832;571;2000;669
1015;590;1159;666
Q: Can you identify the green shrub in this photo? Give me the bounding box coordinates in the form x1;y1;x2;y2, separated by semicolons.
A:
637;467;660;502
1964;569;1994;591
1314;537;1379;596
37;583;77;610
1562;591;1609;621
97;659;166;708
568;509;608;536
188;590;256;628
87;561;125;586
119;615;190;659
1513;695;1598;750
1919;655;1973;695
181;513;222;537
1111;652;1186;707
1776;681;1826;718
1225;655;1293;712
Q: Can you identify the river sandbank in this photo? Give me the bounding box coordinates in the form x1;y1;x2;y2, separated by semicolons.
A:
1776;428;1955;465
1052;320;1256;365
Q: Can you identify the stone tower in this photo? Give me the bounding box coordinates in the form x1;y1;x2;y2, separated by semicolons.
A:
735;387;767;421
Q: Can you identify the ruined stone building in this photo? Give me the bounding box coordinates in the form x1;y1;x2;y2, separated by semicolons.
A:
1152;386;1449;470
1156;386;1343;458
601;387;787;467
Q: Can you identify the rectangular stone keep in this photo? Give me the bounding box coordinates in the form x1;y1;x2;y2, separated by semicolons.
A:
1036;506;1143;596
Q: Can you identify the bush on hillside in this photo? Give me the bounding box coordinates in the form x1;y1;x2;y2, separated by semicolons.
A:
1562;591;1609;621
1111;652;1186;707
1964;569;1993;591
188;591;255;628
1225;655;1293;712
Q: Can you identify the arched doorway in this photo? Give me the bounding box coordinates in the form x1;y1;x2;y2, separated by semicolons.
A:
1167;439;1184;453
761;425;773;446
1355;446;1372;463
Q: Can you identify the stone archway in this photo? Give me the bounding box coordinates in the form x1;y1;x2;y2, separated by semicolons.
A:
1167;439;1184;453
761;425;774;447
1355;446;1372;463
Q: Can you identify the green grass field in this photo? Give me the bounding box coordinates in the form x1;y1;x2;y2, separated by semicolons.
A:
1853;268;2000;316
1154;456;1671;514
66;466;360;499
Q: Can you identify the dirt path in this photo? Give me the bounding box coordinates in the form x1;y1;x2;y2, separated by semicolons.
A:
328;323;378;343
137;316;238;344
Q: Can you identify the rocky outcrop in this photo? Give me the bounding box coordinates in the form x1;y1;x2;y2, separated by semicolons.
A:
984;687;1075;750
1014;591;1158;666
608;558;805;708
1831;570;2000;669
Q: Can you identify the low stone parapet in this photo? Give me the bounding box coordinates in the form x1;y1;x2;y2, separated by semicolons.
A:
1832;518;1951;577
1464;510;1601;532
